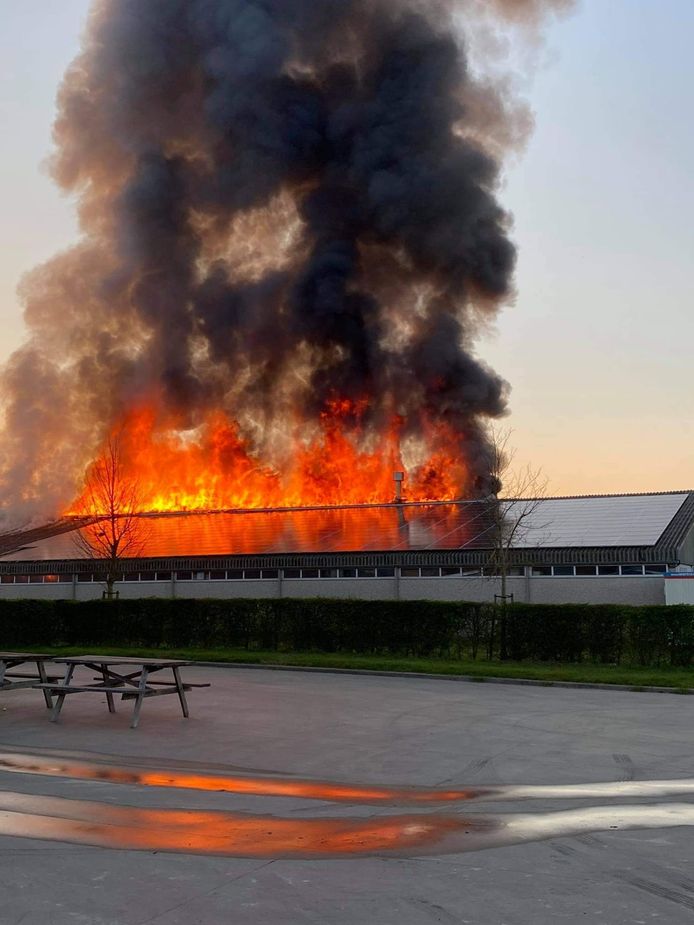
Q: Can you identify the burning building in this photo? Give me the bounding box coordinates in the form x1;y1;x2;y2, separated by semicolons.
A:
3;0;633;609
1;491;694;606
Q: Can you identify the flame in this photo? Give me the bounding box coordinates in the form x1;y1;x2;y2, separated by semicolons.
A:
68;400;466;515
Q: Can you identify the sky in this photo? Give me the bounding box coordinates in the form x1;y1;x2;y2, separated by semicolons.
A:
0;0;692;498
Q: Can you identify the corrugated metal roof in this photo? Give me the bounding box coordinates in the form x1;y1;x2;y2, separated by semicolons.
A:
514;493;689;548
0;491;691;563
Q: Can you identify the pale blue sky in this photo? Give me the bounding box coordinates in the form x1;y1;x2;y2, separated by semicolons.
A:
1;1;692;494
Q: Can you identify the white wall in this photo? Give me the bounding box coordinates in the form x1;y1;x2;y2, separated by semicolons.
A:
665;576;694;605
525;577;664;606
280;578;398;600
0;574;667;604
0;582;74;600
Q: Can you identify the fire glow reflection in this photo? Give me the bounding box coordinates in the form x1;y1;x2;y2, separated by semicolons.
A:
0;792;483;859
2;792;694;860
0;752;485;804
3;752;694;859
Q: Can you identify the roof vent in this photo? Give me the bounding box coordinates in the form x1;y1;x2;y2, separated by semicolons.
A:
393;471;404;503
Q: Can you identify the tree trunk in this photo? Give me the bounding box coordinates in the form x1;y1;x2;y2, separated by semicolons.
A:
499;552;508;661
105;575;116;600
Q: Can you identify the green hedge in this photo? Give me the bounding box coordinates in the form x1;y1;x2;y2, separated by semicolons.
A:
2;598;694;667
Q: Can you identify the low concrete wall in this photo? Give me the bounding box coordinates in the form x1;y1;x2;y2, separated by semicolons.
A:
0;582;75;600
665;576;694;605
0;575;667;604
280;578;398;600
398;577;506;602
525;577;665;606
73;580;282;601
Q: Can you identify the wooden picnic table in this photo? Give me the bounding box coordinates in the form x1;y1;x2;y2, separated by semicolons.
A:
34;656;209;729
0;652;62;708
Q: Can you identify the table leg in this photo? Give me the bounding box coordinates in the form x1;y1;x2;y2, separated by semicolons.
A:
130;667;149;729
50;664;76;723
100;664;116;714
172;667;189;719
37;660;53;708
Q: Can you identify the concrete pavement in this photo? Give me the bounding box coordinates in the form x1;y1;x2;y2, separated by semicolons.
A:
1;666;694;923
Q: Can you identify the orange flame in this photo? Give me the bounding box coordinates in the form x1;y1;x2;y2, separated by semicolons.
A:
68;400;466;515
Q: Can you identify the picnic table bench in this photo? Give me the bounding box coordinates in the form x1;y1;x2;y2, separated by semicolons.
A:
0;652;63;708
34;656;209;729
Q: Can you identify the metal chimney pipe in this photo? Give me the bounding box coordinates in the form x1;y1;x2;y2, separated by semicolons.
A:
393;471;404;502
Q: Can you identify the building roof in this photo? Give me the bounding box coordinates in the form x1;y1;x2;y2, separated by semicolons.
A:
1;491;693;571
516;492;690;548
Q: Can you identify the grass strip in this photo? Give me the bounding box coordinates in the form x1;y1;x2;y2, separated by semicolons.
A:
15;645;694;690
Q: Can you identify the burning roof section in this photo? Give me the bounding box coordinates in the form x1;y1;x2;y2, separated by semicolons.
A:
1;493;692;564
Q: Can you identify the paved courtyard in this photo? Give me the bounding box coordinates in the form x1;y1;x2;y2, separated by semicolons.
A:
2;666;694;923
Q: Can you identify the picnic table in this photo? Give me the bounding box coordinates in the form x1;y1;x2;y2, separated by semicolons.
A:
35;656;209;729
0;652;62;708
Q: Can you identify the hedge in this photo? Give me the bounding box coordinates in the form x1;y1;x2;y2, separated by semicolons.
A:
3;598;694;667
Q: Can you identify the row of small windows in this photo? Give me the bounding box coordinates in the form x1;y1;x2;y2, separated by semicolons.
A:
0;564;671;584
531;564;668;577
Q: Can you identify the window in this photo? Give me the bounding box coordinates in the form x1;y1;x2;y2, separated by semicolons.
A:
508;566;525;577
176;571;192;581
576;566;597;576
420;567;441;577
124;573;139;581
621;565;644;576
140;571;156;582
156;571;172;581
320;568;339;578
301;568;319;578
598;565;619;576
15;575;29;584
644;564;667;575
341;568;357;578
462;568;481;577
283;568;301;579
377;567;396;577
43;575;61;583
262;569;279;579
227;570;243;580
1;575;14;584
441;567;461;577
29;575;44;584
531;566;551;576
401;568;420;578
77;574;93;582
245;569;262;580
553;566;574;577
357;567;376;578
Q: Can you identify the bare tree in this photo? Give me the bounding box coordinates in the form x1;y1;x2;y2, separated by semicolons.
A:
482;426;549;658
73;435;149;599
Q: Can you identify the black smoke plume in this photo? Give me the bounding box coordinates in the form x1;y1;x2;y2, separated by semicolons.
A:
0;0;572;521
